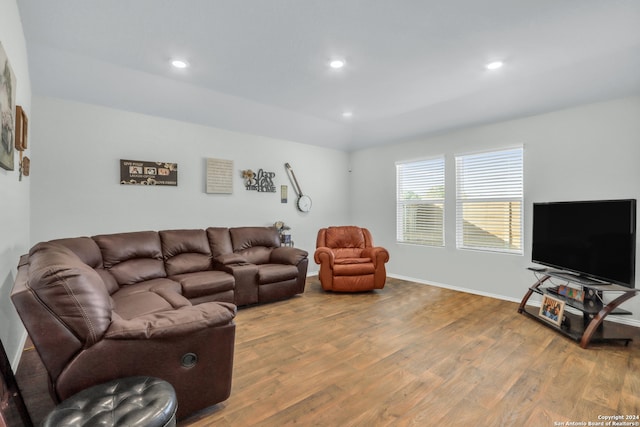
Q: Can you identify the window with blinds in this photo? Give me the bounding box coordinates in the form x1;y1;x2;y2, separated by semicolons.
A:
455;147;523;254
396;157;445;246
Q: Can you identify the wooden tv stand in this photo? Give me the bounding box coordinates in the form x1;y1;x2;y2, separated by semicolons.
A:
518;269;639;348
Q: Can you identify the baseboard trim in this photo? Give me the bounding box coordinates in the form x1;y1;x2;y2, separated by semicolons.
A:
386;273;640;329
387;273;522;303
11;329;28;371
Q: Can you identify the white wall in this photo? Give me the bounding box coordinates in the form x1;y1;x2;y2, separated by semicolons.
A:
30;97;350;260
18;57;640;365
29;95;640;327
350;96;640;324
0;0;31;367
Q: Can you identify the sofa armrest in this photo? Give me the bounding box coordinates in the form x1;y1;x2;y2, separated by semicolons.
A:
214;253;247;265
105;301;236;339
361;246;390;268
270;247;308;265
313;247;335;267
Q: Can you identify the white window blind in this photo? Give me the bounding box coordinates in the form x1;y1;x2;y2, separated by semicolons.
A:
455;147;523;254
396;157;445;246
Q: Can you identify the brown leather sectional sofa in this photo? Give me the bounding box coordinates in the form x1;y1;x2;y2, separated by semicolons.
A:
11;226;309;419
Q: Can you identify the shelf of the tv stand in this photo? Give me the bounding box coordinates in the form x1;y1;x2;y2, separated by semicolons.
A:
519;270;639;348
542;269;633;291
530;286;633;316
520;305;633;346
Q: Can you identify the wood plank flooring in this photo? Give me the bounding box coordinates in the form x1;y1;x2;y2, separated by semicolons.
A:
11;277;640;426
181;277;640;426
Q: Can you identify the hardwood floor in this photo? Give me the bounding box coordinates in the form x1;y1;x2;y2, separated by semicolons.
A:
11;277;640;426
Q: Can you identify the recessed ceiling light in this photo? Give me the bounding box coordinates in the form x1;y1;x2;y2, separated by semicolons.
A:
486;61;504;70
330;59;345;69
171;59;189;69
342;111;353;118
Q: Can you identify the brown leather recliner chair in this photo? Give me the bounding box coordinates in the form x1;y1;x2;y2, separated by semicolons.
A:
314;226;390;292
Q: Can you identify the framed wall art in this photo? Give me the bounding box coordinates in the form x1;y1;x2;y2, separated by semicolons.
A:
0;41;17;171
120;159;178;186
206;157;233;194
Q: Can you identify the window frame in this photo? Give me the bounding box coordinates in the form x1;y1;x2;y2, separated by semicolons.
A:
396;156;446;247
454;146;524;255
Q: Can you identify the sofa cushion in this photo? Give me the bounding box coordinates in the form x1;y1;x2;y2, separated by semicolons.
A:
111;258;167;286
93;231;166;285
214;253;247;265
230;227;280;251
270;247;309;265
110;278;181;298
50;237;104;268
106;302;237;339
257;264;299;284
113;291;179;320
170;271;235;299
206;227;233;258
166;252;212;275
95;270;120;295
28;242;112;345
51;237;121;294
335;257;372;265
333;262;376;276
333;248;364;259
160;229;212;276
111;279;184;320
239;246;272;265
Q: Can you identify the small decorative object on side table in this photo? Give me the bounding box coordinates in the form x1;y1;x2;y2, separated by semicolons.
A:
274;221;293;247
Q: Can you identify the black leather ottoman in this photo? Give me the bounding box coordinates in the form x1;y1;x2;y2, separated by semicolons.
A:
41;376;177;427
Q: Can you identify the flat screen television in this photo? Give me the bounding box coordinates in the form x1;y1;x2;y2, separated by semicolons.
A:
532;199;637;288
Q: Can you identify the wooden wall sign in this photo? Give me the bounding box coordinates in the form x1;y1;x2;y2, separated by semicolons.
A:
120;159;178;186
20;156;29;177
15;105;27;151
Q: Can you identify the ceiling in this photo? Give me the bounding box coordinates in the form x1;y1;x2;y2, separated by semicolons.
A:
16;0;640;151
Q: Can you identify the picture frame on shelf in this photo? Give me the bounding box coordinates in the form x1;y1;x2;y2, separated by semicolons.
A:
539;294;565;327
557;285;585;302
566;287;585;302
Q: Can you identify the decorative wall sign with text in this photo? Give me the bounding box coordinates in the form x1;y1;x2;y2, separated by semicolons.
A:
120;159;178;186
242;168;276;192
